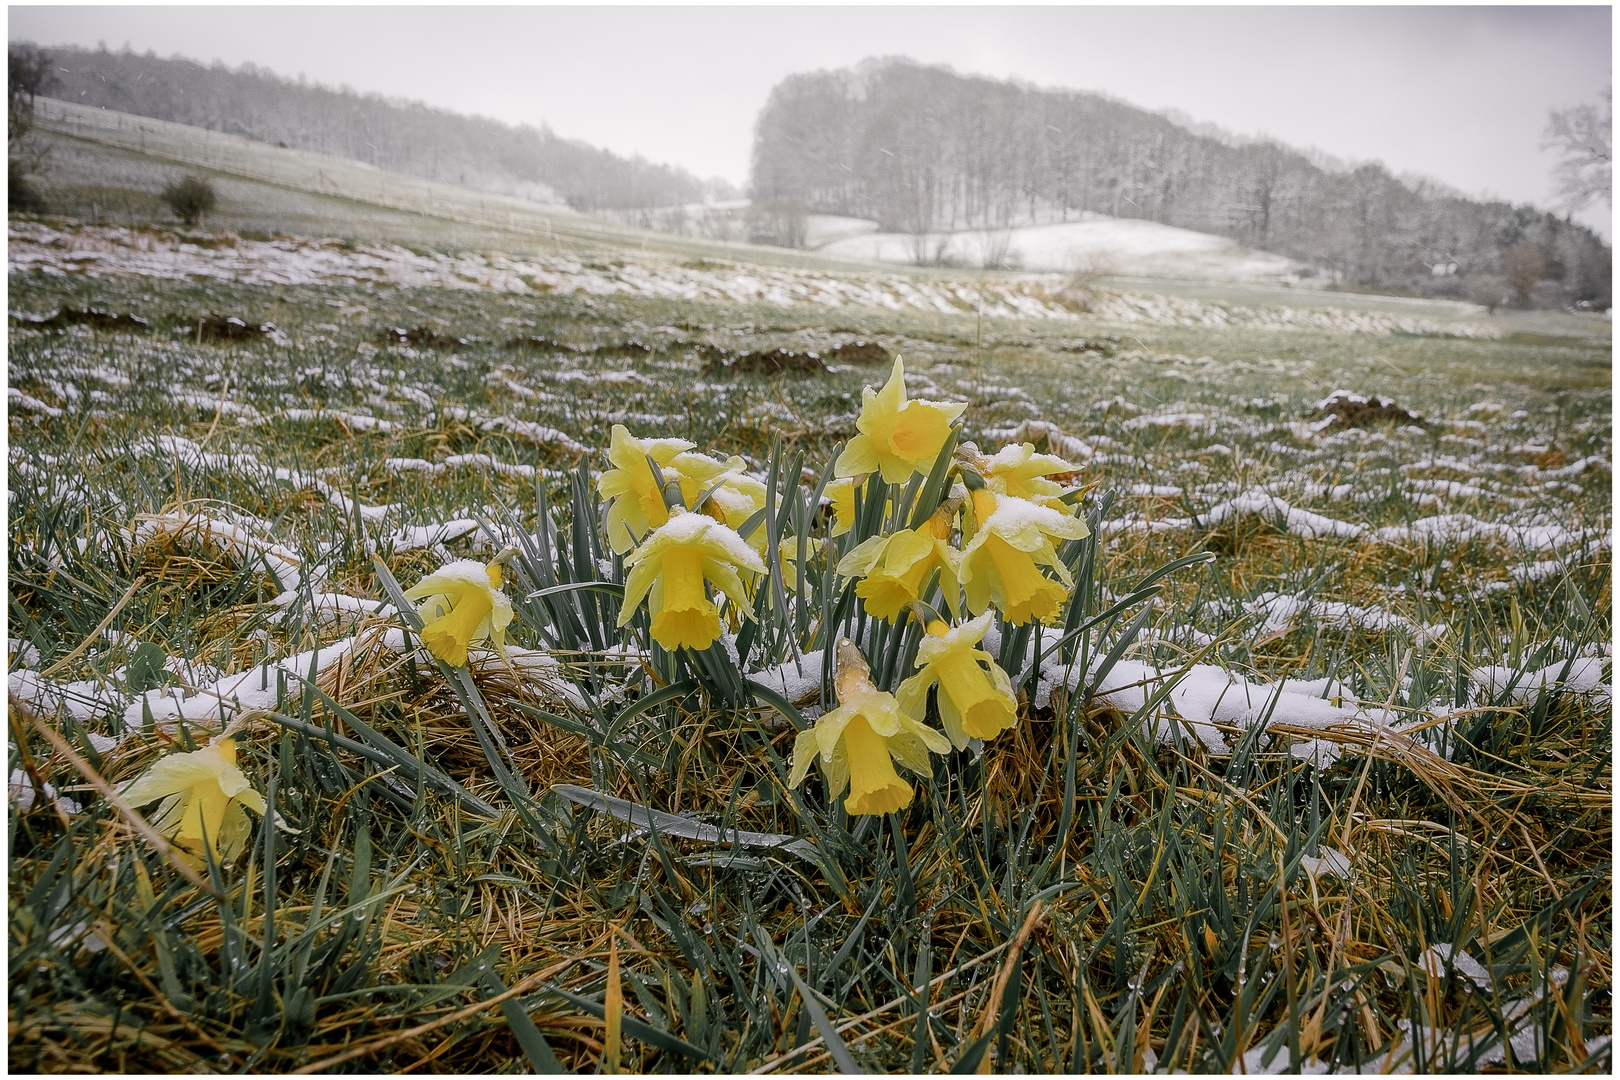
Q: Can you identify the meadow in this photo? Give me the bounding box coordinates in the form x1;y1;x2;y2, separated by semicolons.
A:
7;208;1612;1073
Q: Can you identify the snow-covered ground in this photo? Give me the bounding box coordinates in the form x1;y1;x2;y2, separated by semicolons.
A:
817;213;1300;281
8;222;1503;339
803;214;881;248
6;221;1075;321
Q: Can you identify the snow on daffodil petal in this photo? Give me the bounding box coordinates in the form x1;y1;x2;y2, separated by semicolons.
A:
788;639;950;816
618;510;766;652
957;489;1089;625
835;357;967;485
897;613;1019;748
984;441;1082;509
120;736;266;862
404;559;514;667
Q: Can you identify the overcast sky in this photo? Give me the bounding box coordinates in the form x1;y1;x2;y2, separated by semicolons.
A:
10;5;1613;237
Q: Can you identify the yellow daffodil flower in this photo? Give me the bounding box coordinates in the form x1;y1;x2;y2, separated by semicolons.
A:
404;559;515;667
598;425;698;553
958;488;1089;625
598;426;743;553
696;460;772;561
121;735;266;862
835;357;967;485
789;640;951;816
982;441;1082;510
824;477;859;537
897;613;1019;748
619;510;766;651
835;506;958;621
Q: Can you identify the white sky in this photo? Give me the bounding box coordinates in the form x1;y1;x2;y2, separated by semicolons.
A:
9;5;1613;237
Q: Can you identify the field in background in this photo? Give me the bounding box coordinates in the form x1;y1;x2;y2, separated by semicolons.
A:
7;122;1612;1074
815;214;1301;281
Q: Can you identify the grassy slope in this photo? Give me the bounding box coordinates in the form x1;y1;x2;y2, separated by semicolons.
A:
8;125;1612;1074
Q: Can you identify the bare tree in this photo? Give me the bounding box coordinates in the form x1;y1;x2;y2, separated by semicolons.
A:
8;44;56;211
9;43;54;140
163;175;218;226
1501;241;1547;305
1543;88;1611;212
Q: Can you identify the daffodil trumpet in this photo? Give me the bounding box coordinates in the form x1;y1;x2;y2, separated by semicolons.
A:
788;639;951;817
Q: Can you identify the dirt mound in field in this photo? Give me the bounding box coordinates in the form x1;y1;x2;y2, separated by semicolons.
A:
733;347;829;373
826;340;890;365
191;315;289;345
505;335;652;358
1310;391;1427;429
14;307;150;333
705;339;891;375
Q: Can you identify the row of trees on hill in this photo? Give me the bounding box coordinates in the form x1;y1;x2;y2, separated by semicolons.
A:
751;58;1610;306
37;44;736;211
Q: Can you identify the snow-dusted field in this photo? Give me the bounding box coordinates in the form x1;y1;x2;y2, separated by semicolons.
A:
9;221;1507;340
816;213;1301;280
8;198;1611;1072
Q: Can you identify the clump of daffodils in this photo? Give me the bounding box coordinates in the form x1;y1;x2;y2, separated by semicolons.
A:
398;355;1092;822
120;723;266;864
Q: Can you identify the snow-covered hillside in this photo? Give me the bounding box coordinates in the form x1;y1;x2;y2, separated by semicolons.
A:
815;213;1301;282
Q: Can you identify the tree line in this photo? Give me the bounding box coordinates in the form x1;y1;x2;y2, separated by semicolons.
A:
35;44;735;212
751;58;1610;306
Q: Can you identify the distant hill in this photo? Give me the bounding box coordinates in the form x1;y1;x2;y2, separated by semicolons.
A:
34;43;737;212
752;57;1610;305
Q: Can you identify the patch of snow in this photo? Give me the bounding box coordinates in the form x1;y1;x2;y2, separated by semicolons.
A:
10;767;82;815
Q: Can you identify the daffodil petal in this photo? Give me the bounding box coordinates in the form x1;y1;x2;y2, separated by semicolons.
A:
836;533;891;579
788;729;819;789
834;434;882;480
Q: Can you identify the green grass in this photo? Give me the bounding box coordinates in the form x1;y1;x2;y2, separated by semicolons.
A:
8;218;1612;1076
